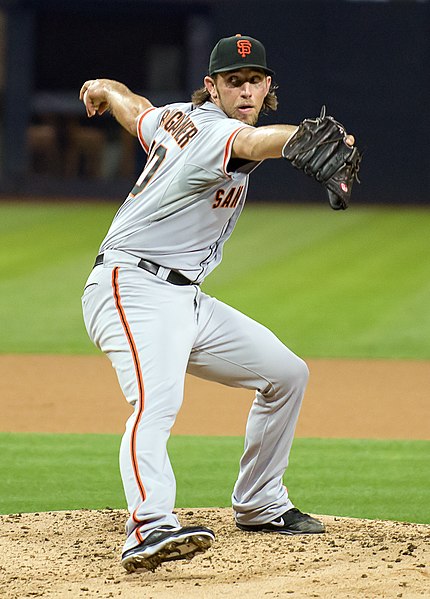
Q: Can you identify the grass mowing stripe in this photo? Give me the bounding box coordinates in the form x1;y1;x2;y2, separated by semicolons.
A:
2;202;429;357
204;206;430;359
0;432;123;513
0;433;428;524
286;438;429;525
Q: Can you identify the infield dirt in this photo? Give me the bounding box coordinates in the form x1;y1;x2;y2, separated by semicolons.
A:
1;355;429;439
0;355;429;598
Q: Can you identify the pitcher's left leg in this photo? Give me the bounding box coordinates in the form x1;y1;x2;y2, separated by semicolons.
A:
188;292;323;532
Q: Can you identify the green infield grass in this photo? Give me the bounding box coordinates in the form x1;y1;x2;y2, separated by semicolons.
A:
1;201;430;358
0;432;428;524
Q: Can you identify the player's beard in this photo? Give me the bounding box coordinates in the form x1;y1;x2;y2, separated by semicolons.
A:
236;109;260;126
231;104;260;126
215;89;260;126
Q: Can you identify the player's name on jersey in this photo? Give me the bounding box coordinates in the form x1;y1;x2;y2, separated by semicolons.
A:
160;109;198;149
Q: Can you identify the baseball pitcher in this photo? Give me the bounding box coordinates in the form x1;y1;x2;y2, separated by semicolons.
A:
80;34;361;572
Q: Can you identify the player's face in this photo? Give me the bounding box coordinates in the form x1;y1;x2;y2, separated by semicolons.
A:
205;69;271;125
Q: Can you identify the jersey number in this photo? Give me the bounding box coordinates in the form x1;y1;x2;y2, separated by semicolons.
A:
130;145;167;197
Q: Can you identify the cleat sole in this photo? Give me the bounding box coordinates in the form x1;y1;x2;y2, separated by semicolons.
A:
122;532;214;573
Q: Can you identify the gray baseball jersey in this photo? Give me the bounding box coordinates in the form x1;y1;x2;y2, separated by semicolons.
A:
100;101;260;282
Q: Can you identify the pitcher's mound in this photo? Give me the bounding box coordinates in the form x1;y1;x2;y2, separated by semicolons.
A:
1;508;428;598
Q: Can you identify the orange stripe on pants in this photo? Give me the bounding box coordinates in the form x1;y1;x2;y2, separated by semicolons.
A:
111;266;147;520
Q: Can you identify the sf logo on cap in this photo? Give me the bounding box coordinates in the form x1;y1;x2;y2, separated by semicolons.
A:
237;39;252;58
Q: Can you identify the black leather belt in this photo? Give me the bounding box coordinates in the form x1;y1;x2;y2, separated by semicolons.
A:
94;254;195;286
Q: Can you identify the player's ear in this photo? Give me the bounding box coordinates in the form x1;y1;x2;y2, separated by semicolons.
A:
264;75;272;96
204;76;218;100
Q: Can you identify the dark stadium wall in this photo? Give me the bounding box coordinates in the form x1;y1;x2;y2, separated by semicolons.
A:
0;0;428;204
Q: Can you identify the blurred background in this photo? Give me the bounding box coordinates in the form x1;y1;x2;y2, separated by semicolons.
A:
0;0;428;205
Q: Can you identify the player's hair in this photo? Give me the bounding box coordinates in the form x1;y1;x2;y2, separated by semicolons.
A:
191;77;278;113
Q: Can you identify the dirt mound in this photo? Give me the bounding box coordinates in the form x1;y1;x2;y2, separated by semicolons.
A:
1;508;428;599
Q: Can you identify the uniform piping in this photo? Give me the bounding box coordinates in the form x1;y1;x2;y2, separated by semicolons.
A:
222;126;248;177
137;107;157;153
111;267;147;534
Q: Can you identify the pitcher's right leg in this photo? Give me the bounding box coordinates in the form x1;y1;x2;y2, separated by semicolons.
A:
82;257;214;569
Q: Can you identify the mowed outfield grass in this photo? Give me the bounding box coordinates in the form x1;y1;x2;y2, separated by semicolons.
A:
1;200;430;358
0;433;428;524
1;200;429;522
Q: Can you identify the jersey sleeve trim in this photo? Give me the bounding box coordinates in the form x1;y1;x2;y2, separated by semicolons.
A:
136;107;157;153
222;126;249;178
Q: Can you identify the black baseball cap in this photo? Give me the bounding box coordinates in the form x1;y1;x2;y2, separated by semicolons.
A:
209;34;275;77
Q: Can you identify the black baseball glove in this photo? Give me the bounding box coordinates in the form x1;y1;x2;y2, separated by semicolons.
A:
282;106;362;210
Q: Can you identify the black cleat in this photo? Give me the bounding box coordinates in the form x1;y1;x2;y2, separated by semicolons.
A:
121;525;215;572
236;508;325;535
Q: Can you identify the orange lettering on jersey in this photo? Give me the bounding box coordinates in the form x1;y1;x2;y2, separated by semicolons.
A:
221;188;235;207
212;189;224;208
175;122;198;148
212;186;244;209
230;185;244;208
161;109;198;149
160;109;171;127
165;111;185;132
